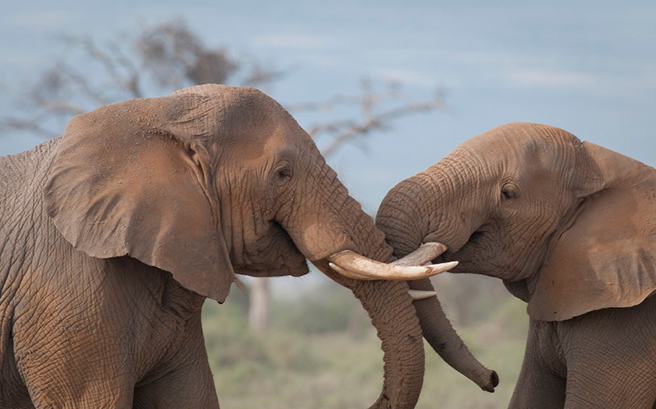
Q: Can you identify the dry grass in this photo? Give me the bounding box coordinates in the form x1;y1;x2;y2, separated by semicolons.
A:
202;287;528;409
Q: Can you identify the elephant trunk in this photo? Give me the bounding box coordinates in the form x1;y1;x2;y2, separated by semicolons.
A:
307;187;426;408
317;264;426;409
358;280;425;408
377;171;498;393
410;278;498;391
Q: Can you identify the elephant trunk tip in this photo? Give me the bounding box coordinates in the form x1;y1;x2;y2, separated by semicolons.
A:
479;370;499;393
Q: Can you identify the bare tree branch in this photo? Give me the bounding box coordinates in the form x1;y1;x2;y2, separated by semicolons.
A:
285;94;362;112
0;117;59;139
292;78;446;158
239;63;286;89
1;18;445;159
0;19;272;139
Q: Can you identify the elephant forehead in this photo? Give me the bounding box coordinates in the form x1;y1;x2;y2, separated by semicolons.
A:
456;124;578;173
226;125;313;165
167;85;319;165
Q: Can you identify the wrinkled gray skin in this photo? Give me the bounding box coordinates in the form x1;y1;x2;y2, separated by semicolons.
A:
0;85;492;408
377;122;656;408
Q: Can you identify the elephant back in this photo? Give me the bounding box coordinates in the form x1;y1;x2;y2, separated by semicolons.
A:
0;138;60;236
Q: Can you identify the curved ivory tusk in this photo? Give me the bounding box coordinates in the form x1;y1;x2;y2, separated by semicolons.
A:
408;290;437;300
233;276;248;295
328;250;458;281
329;262;379;281
391;242;448;266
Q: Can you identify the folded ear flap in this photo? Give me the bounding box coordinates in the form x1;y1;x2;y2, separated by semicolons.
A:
45;92;235;303
528;142;656;321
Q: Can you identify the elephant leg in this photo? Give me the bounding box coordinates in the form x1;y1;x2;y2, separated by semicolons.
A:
509;319;566;409
133;316;219;409
22;366;134;407
133;361;218;409
564;369;656;409
0;337;33;408
560;300;656;408
14;329;135;407
564;347;656;408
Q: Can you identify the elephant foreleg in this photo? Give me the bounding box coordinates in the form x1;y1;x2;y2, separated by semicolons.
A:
133;358;218;409
133;316;219;409
14;326;135;408
559;299;656;409
509;319;566;408
563;350;656;408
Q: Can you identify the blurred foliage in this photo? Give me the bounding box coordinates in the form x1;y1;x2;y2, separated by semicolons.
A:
270;278;372;337
202;274;529;408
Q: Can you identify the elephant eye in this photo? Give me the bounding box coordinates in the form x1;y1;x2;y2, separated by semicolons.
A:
274;163;292;183
501;184;516;200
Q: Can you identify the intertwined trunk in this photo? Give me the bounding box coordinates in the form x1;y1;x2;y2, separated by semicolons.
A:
377;168;498;393
285;153;426;407
356;280;425;408
319;259;426;409
307;194;426;408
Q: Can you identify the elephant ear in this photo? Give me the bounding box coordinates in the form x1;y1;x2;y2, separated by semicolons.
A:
45;88;235;303
529;141;656;321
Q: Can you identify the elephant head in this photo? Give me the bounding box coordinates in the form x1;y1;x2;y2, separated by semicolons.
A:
44;84;459;408
377;122;656;323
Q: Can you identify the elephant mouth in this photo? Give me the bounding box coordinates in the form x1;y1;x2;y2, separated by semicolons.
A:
428;225;489;265
242;219;457;283
467;228;487;246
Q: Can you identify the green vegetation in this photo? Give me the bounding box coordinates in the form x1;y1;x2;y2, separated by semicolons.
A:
202;275;528;408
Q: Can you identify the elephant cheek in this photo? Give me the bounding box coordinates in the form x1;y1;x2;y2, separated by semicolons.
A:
237;226;309;277
271;243;310;277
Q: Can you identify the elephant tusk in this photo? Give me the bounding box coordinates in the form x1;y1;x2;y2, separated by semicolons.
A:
233;276;248;295
329;262;379;281
391;242;448;266
408;290;437;300
328;250;458;281
398;244;444;299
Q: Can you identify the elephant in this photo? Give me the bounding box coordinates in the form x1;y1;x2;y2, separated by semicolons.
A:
0;84;495;408
376;122;656;408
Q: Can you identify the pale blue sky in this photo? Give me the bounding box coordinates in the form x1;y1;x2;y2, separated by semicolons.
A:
1;0;655;212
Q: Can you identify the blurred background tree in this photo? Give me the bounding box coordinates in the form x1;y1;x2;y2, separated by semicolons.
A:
0;19;280;138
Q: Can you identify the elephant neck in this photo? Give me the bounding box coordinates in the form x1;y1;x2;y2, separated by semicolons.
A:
504;260;549;303
503;279;531;303
160;271;207;317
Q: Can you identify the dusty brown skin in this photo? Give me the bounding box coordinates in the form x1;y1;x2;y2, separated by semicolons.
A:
0;85;489;408
377;122;656;408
